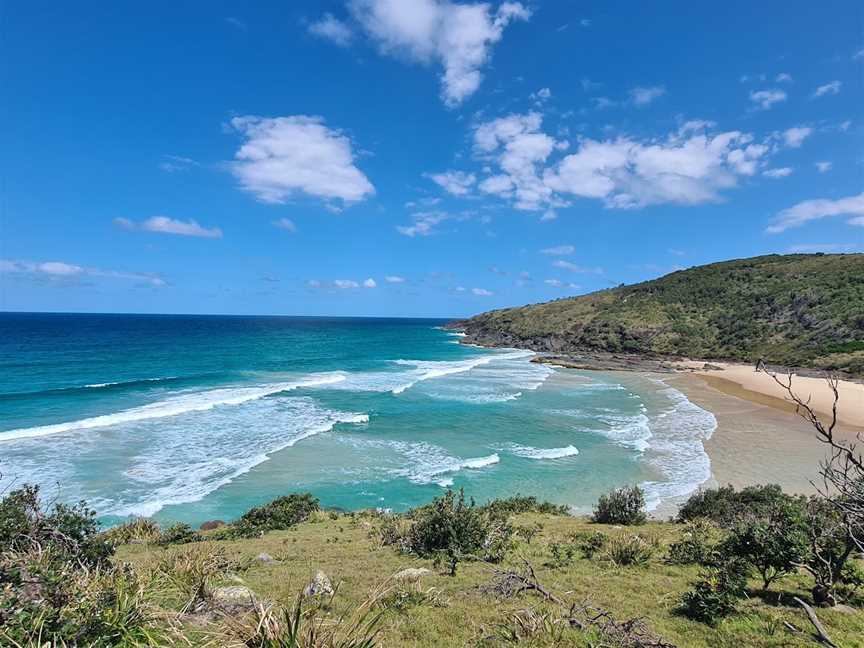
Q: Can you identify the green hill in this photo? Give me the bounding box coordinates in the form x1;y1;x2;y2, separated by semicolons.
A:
458;254;864;375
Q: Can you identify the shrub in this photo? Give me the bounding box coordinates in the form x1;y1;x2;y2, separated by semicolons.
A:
233;492;320;537
679;559;748;625
719;498;808;590
800;496;861;605
604;533;656;567
666;519;722;565
592;486;647;526
0;484;111;566
677;484;795;527
514;522;543;544
405;489;513;574
156;522;200;546
483;494;569;516
575;531;608;559
547;541;578;568
102;517;161;546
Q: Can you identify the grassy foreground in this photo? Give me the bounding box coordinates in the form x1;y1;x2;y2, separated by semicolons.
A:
115;511;864;647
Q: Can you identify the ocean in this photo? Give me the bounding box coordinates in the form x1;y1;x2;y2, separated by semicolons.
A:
0;313;716;526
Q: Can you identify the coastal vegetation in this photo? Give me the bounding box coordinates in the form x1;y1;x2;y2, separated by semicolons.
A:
457;253;864;375
2;482;863;647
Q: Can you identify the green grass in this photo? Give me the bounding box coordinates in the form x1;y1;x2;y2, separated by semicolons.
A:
117;512;864;647
460;253;864;375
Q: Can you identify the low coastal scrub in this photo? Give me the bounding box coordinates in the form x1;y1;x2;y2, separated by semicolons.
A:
591;484;648;525
2;482;862;646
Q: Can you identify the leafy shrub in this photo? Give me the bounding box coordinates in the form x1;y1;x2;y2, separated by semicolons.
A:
0;484;111;566
514;522;543;544
719;498;808;590
676;484;795;527
233;492;320;537
666;519;722;565
800;496;862;605
483;494;569;516
102;517;161;546
156;522;200;546
405;490;513;574
679;559;748;625
547;540;578;568
604;533;656;567
838;560;864;601
575;531;608;559
592;486;647;526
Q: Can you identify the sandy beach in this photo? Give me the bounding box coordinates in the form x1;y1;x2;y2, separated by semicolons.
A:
669;366;864;498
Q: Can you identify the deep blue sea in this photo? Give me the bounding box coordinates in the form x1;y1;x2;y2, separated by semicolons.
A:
0;313;716;526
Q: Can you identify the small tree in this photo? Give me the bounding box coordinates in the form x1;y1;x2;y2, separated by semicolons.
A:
799;497;861;605
592;486;647;525
720;499;809;590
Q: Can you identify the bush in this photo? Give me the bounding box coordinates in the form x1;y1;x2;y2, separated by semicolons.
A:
547;540;578;568
156;522;200;546
483;494;569;516
575;531;608;559
677;484;795;527
719;498;808;590
405;490;512;574
604;533;656;567
233;492;320;537
592;486;647;526
102;517;161;546
0;484;112;566
679;559;748;625
666;519;722;565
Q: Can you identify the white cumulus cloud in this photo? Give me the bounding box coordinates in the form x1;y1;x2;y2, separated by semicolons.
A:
114;216;222;238
308;13;354;46
782;126;812;148
348;0;530;106
815;161;832;173
629;85;666;106
334;279;360;289
763;167;793;178
396;210;451;236
749;88;786;110
552;260;603;274
427;170;476;195
767;192;864;233
363;278;377;288
272;218;297;232
1;259;165;286
385;275;406;283
229;115;374;206
471;287;493;295
813;81;842;97
540;245;574;255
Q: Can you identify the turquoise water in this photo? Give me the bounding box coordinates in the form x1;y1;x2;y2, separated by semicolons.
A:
0;313;716;526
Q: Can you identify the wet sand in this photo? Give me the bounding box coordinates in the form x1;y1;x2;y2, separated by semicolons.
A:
669;372;864;496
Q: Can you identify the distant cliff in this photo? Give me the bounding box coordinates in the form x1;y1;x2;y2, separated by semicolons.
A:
457;254;864;375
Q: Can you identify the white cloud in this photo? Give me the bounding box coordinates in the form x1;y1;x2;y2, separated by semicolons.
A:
767;192;864;232
813;80;842;97
629;85;666;106
1;259;165;286
308;13;354;46
397;210;451;236
363;278;377;288
307;279;322;288
763;167;793;178
272;217;297;232
540;244;574;255
115;216;222;238
385;275;406;283
815;161;832;173
471;287;493;295
427;170;476;195
334;279;360;289
348;0;530;106
552;260;603;274
775;72;793;83
466;114;774;211
783;126;812;148
855;48;864;60
530;87;552;103
544;278;562;286
229;115;374;206
159;155;198;173
749;88;787;110
540;209;557;221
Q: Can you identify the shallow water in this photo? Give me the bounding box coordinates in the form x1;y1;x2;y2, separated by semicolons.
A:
0;313;716;526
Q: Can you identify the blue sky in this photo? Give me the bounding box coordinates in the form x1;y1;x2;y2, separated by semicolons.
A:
2;0;862;317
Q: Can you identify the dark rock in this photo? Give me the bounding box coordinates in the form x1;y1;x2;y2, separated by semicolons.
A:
199;520;226;531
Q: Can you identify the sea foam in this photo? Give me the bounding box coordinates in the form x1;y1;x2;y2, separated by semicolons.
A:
0;373;346;441
508;444;579;459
